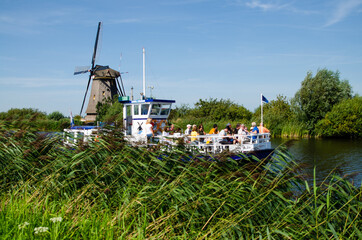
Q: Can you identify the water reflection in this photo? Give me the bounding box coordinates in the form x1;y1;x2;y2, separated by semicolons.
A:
272;138;362;186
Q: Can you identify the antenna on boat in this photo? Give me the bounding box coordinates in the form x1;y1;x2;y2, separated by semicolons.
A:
131;86;134;100
142;47;146;99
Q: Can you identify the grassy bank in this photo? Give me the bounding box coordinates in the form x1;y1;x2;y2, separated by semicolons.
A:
0;129;361;239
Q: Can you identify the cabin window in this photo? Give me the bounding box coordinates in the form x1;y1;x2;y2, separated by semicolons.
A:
133;105;139;115
160;104;171;115
141;104;149;115
151;104;161;115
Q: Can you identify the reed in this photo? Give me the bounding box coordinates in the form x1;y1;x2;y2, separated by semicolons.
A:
0;129;361;239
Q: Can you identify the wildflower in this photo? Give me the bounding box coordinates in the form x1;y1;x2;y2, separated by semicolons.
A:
18;222;30;229
34;226;49;234
50;216;63;223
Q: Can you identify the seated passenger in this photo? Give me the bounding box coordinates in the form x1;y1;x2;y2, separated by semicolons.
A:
218;127;227;143
209;124;219;134
185;124;192;135
226;123;233;135
174;128;182;137
198;124;206;142
145;118;154;141
218;127;233;144
169;124;175;134
190;125;199;143
259;122;270;133
236;124;248;143
251;122;259;140
234;123;241;135
162;126;169;136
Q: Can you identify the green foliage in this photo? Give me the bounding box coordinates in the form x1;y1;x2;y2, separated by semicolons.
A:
253;95;295;136
0;108;46;121
293;69;352;132
47;111;65;121
169;104;191;120
191;98;252;121
0;108;72;131
0;129;361;238
170;98;252;131
96;97;123;124
316;96;362;138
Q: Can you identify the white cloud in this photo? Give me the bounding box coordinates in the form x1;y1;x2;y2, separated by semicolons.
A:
245;0;288;11
234;0;317;15
325;0;362;27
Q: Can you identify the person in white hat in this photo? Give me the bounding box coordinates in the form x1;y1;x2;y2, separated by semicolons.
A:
184;124;192;135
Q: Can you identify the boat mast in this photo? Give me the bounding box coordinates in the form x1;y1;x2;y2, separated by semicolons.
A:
143;47;146;99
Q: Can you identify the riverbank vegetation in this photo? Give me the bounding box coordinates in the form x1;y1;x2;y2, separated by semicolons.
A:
0;108;82;132
0;68;360;138
0;129;361;239
169;69;361;138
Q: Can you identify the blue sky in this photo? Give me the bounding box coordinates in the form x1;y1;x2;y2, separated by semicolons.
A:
1;0;361;115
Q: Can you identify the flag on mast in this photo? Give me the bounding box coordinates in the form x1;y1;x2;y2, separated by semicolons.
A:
261;94;269;124
70;111;75;127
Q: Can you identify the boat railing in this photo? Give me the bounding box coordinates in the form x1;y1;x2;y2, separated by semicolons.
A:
63;128;98;146
149;133;271;154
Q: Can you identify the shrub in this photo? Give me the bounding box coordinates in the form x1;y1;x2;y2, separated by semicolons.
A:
316;96;362;138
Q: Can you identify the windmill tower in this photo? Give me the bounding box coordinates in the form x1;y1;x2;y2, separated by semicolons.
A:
74;22;126;122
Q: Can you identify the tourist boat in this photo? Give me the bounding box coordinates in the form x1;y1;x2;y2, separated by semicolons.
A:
65;47;273;159
119;96;273;159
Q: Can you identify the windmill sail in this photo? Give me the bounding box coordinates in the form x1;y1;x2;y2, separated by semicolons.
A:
74;22;125;122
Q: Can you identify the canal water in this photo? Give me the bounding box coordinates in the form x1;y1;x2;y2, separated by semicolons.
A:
271;138;362;186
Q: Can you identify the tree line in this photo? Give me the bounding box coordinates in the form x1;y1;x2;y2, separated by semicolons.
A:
0;68;360;138
0;109;80;131
168;68;361;138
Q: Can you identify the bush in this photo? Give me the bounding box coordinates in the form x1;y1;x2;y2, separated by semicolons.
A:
0;108;46;121
316;96;362;138
252;95;295;136
292;69;352;132
47;111;65;121
170;98;252;130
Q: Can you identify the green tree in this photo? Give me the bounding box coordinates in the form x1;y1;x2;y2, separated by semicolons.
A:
252;95;293;135
0;108;46;121
96;96;123;124
316;96;362;138
169;104;191;120
47;111;65;121
292;69;352;132
190;98;252;122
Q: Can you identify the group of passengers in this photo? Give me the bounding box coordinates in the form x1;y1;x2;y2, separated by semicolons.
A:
145;118;269;144
192;122;270;144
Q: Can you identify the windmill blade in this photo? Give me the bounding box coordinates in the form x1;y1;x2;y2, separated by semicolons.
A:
91;22;102;70
74;66;91;75
119;74;126;96
116;77;124;96
80;74;92;115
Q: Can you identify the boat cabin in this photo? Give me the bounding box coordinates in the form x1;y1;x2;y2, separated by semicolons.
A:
119;97;175;137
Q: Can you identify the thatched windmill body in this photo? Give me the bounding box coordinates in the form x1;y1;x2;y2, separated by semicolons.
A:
74;22;125;122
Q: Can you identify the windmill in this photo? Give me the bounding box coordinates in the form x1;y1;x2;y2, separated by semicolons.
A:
74;22;126;122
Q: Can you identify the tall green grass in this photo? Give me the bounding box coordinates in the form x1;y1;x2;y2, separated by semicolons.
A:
0;128;361;239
